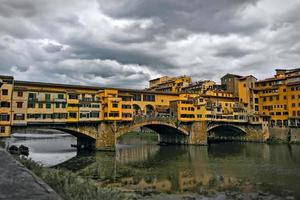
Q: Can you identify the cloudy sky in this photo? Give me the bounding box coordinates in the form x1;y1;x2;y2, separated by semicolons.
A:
0;0;300;88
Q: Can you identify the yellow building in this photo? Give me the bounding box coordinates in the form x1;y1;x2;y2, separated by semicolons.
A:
148;75;192;92
221;73;243;96
99;89;133;121
255;68;300;127
170;92;248;123
0;75;14;137
181;80;216;94
237;75;258;114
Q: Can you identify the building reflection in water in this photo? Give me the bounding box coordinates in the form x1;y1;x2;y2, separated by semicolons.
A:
65;142;300;198
116;144;160;164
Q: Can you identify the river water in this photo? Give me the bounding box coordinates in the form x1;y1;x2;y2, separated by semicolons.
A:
3;133;300;199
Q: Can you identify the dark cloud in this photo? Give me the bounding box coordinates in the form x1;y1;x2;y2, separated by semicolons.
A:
214;46;253;58
0;0;299;87
43;43;63;53
97;0;262;35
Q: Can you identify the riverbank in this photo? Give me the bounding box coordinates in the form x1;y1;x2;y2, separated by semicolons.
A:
0;149;61;200
17;156;129;200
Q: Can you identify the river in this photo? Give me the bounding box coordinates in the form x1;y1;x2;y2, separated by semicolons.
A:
3;132;300;199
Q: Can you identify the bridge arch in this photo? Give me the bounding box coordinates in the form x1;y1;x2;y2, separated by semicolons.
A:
207;124;247;141
53;127;97;150
116;121;189;144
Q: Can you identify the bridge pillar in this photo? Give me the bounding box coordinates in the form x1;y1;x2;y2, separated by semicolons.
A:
244;122;270;142
188;121;207;145
96;122;116;151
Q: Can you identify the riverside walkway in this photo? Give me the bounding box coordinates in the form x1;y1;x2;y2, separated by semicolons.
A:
0;149;61;200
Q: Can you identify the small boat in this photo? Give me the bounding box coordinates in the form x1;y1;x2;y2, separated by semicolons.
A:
8;145;19;155
8;145;29;156
19;145;29;156
71;144;79;148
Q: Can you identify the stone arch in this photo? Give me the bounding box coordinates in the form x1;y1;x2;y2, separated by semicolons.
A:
133;104;142;115
207;124;246;139
145;104;155;115
53;128;97;150
116;121;189;144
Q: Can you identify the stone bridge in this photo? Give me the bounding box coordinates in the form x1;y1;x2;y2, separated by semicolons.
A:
12;116;269;151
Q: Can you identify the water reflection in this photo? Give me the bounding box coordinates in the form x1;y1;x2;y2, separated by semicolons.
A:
59;141;300;198
3;133;300;199
4;133;77;167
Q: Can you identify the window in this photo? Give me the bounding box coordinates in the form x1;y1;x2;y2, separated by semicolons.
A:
2;89;8;95
46;103;51;109
17;91;23;97
133;94;142;101
143;94;155;102
14;114;25;120
112;103;118;108
284;96;287;100
292;103;296;107
90;112;99;118
45;94;50;101
28;93;36;100
17;102;23;108
1;101;10;108
68;94;78;99
62;103;66;108
109;112;119;117
39;103;43;108
292;95;295;99
80;113;89;118
55;103;60;108
28;102;35;108
69;112;77;118
0;126;5;133
263;97;266;102
283;88;286;92
57;94;64;99
0;114;10;121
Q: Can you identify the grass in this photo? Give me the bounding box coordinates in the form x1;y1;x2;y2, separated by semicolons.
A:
18;157;128;200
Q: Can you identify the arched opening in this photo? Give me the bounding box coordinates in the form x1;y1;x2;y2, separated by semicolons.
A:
117;123;189;146
133;104;142;115
54;128;96;150
145;104;155;115
207;125;246;143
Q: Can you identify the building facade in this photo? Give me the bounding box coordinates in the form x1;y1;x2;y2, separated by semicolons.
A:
1;68;300;137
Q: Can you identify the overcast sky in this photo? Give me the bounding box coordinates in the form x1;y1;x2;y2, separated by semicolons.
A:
0;0;299;88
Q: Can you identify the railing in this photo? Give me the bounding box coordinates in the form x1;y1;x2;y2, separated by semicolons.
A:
132;115;177;125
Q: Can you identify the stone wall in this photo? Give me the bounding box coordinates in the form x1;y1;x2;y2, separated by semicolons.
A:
290;128;300;143
188;121;207;145
268;127;290;142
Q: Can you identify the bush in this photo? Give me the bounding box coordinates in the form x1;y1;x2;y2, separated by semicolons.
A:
18;157;127;200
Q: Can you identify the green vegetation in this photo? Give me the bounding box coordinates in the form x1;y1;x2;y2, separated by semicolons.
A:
18;157;128;200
